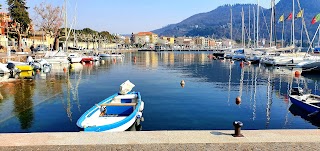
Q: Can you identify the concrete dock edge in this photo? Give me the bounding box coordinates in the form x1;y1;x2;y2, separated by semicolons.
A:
0;130;320;150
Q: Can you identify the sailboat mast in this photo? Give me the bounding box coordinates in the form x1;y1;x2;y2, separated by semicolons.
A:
273;0;277;47
231;7;233;47
257;0;260;47
270;0;274;47
282;13;285;47
318;30;320;46
300;10;303;47
292;0;295;46
242;7;245;48
253;6;256;48
64;0;68;52
249;6;251;48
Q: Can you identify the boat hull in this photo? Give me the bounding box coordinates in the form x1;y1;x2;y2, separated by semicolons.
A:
289;95;320;113
77;92;143;132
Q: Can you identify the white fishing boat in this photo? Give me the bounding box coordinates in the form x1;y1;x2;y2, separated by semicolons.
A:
100;52;124;58
76;80;144;132
68;53;82;63
43;51;69;64
296;56;320;72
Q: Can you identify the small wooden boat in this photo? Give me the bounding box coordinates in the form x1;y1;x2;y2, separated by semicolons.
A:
289;87;320;117
76;92;144;132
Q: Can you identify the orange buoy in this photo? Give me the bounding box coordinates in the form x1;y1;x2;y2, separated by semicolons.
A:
294;71;301;77
236;97;241;105
63;67;67;72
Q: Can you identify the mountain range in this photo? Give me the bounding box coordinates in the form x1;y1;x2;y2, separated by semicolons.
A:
152;0;320;43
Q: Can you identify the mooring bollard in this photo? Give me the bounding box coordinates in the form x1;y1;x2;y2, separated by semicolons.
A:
232;121;244;137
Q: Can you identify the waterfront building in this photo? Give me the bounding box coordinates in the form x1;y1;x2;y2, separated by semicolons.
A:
174;37;195;49
134;32;158;45
0;12;12;35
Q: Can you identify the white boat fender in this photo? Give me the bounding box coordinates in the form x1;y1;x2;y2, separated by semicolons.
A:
139;101;144;112
136;112;143;119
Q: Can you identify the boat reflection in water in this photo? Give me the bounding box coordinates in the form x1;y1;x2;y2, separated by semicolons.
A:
289;104;320;128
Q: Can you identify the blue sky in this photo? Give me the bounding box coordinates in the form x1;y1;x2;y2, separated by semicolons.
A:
0;0;280;34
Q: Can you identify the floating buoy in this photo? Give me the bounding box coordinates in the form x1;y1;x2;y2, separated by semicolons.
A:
82;62;85;65
230;60;234;64
236;96;241;105
100;60;105;64
180;80;185;88
63;67;67;72
294;70;301;77
90;61;93;64
240;61;244;65
246;61;251;65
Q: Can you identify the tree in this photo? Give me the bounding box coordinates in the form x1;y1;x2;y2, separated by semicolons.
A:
7;0;31;51
34;2;63;51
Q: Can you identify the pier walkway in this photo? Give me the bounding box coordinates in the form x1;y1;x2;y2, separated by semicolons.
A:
1;130;320;150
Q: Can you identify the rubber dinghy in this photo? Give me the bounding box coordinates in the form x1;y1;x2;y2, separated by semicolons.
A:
76;81;144;132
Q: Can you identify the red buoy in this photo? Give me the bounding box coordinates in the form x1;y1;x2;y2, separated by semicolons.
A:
294;71;301;77
236;97;241;105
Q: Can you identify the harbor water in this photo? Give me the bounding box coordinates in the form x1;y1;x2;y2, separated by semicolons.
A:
0;51;319;133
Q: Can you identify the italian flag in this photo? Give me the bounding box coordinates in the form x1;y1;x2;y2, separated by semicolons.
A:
311;13;320;24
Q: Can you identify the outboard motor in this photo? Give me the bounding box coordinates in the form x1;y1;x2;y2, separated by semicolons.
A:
291;87;304;96
6;63;15;78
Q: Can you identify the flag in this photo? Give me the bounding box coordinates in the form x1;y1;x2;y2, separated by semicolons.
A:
296;10;303;18
285;13;292;21
311;13;320;24
278;14;284;23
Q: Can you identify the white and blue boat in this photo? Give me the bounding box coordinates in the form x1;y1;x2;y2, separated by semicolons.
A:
77;81;144;132
289;87;320;117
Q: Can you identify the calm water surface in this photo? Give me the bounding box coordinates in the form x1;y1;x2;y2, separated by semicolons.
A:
0;51;319;132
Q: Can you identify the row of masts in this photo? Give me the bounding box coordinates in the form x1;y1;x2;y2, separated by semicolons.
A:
229;0;319;49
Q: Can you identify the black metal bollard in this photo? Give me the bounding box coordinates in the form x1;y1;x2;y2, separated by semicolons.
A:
232;121;244;137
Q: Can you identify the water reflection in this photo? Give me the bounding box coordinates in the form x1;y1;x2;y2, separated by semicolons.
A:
13;80;35;129
289;104;320;128
1;52;320;132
